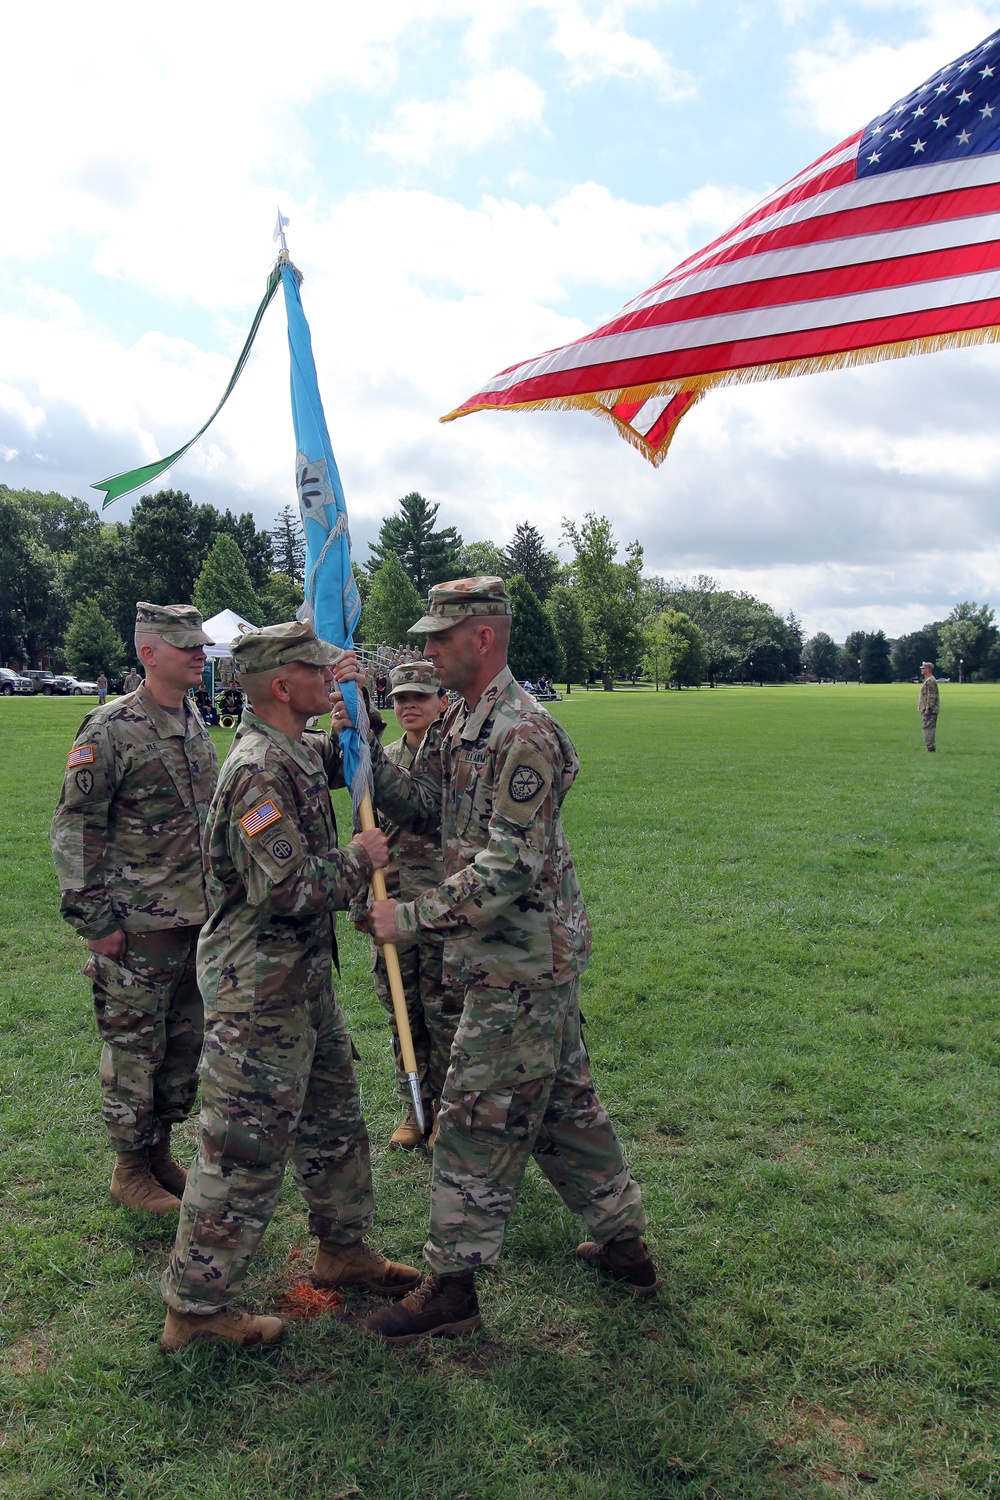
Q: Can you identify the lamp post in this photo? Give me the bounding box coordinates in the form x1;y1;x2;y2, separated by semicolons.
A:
857;656;862;685
960;657;964;684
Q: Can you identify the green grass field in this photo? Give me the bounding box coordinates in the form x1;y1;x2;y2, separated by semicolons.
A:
1;685;998;1499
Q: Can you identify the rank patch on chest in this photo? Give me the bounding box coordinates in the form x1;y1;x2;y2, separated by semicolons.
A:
508;764;545;802
240;801;282;837
68;744;95;768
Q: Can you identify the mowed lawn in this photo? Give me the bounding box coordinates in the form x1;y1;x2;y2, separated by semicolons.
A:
1;684;998;1500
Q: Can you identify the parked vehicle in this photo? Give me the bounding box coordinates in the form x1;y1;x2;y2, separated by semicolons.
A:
72;679;100;695
48;675;82;695
24;670;57;694
0;667;34;696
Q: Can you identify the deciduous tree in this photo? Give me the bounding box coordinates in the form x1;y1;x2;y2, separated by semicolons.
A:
561;513;643;689
362;552;424;647
546;585;590;693
192;534;263;625
802;631;839;679
939;601;997;680
64;598;126;680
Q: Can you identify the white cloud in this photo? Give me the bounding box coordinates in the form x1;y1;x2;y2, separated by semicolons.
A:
368;69;547;165
791;6;996;135
548;1;695;96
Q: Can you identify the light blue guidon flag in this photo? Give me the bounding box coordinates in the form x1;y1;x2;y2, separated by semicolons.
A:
279;259;371;815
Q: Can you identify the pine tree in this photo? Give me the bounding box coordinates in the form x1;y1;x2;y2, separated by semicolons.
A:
508;575;564;683
505;521;559;602
271;504;306;584
64;598;126;680
362;553;424;646
368;493;462;596
193;534;263;625
546;585;589;693
259;572;305;627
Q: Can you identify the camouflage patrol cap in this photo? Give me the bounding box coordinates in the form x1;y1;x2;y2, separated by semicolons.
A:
921;661;935;669
134;601;211;647
408;576;511;635
231;620;340;674
387;660;442;699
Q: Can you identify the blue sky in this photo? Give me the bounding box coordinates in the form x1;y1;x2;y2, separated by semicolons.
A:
1;1;998;636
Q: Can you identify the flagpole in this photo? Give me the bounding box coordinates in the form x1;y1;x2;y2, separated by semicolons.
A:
274;219;425;1137
357;792;426;1133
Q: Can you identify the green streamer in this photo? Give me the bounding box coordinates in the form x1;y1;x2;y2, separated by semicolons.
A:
92;265;281;509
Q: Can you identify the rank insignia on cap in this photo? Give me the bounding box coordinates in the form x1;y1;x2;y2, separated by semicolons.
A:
68;745;96;768
240;801;282;837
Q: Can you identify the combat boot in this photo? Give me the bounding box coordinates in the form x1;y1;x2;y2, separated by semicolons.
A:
361;1271;481;1345
312;1238;421;1296
427;1101;440;1151
389;1108;426;1150
160;1305;284;1352
148;1127;188;1197
575;1234;659;1297
109;1150;181;1215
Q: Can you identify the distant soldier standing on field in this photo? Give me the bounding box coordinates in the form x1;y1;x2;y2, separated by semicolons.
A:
363;660;462;1149
160;622;420;1353
919;661;940;752
332;578;657;1345
50;603;218;1215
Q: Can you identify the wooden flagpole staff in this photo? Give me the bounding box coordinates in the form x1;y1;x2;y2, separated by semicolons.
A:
357;787;425;1135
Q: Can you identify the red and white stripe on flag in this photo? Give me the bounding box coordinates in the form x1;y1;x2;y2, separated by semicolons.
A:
442;27;1000;466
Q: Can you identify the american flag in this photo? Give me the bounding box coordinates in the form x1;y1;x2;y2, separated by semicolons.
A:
240;801;281;837
442;27;1000;466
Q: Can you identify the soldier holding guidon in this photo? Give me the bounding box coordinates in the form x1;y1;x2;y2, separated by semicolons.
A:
160;622;420;1352
50;603;218;1215
332;578;657;1345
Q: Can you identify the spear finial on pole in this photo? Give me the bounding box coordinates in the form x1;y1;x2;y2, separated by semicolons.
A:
273;206;290;257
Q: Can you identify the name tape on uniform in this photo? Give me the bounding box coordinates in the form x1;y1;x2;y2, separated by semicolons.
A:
240;801;282;837
68;745;96;768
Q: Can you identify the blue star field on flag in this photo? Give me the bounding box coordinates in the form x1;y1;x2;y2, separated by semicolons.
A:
859;28;1000;177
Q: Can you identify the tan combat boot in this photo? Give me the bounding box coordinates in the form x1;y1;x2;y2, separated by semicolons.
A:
361;1271;481;1345
312;1239;421;1296
160;1305;284;1353
389;1108;426;1150
427;1101;440;1151
575;1234;659;1297
109;1151;181;1215
148;1128;188;1197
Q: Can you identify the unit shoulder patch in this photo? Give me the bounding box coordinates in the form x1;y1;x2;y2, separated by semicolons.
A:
239;801;282;837
494;746;552;825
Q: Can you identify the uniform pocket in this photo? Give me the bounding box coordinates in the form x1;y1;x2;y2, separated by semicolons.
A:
84;951;160;1016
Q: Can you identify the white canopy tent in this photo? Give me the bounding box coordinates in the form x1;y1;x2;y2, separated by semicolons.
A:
201;608;254;699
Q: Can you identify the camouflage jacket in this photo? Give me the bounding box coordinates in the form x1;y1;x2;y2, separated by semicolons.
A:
371;666;592;990
50;685;218;939
919;675;940;715
380;735;447;902
197;710;374;1012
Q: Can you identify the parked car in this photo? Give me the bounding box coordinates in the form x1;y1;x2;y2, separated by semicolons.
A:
48;674;82;694
0;667;34;696
24;670;57;694
72;679;101;695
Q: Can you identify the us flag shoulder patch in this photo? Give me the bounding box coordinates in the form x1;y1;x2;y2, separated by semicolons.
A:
240;801;282;837
68;744;95;768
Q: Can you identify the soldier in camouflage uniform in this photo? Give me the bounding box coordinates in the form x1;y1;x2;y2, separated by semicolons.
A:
331;579;656;1345
367;661;463;1149
919;661;940;752
50;602;218;1216
160;621;420;1352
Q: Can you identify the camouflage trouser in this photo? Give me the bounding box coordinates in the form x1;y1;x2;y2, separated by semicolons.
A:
371;936;464;1107
84;928;202;1154
161;980;374;1314
922;712;937;750
425;978;647;1275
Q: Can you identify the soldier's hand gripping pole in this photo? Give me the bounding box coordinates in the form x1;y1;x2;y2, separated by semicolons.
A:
357;789;425;1134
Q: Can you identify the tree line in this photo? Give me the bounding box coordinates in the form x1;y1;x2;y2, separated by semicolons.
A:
3;480;996;689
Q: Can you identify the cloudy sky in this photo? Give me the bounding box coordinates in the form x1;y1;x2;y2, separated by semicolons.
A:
1;0;998;637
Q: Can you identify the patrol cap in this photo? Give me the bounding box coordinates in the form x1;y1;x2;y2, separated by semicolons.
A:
134;601;211;647
231;620;341;674
921;660;935;668
387;660;442;699
408;576;511;635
